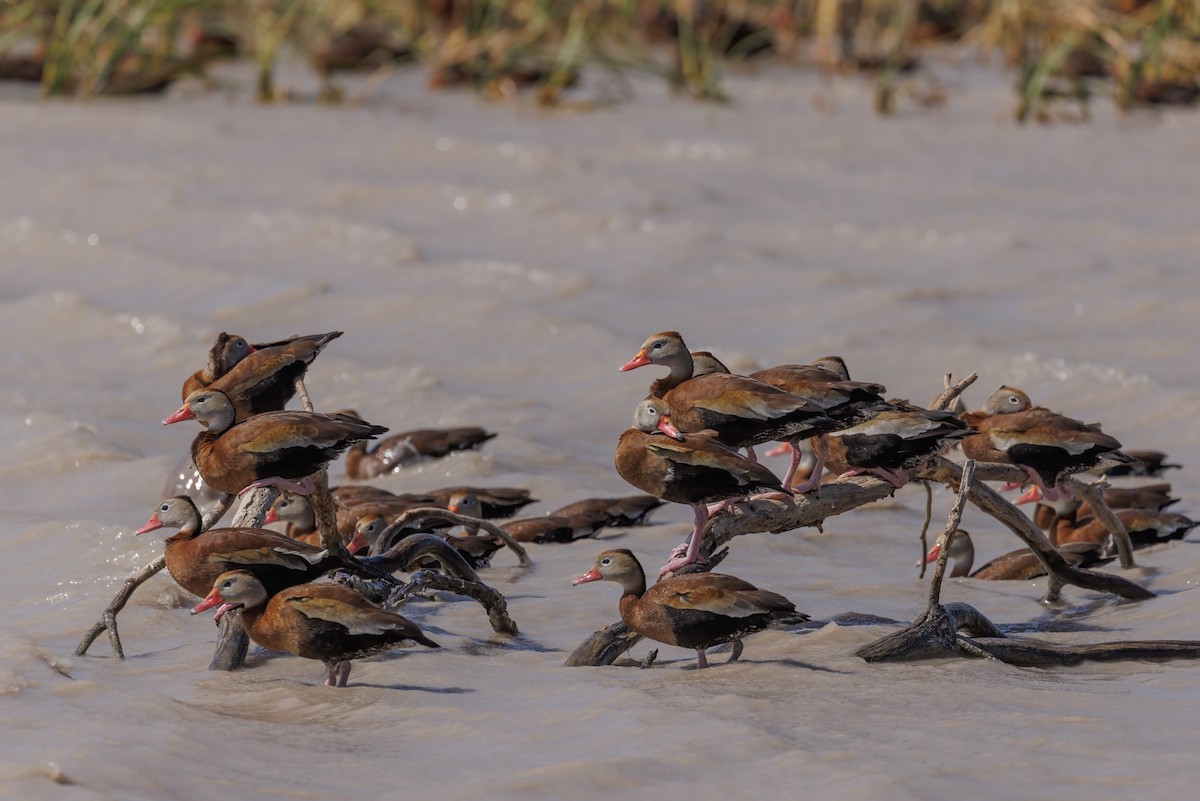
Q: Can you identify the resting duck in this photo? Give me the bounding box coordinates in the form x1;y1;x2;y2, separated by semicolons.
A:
549;495;664;528
1092;449;1181;478
136;495;344;598
163;389;387;496
1018;482;1178;513
501;513;601;544
620;331;839;469
922;529;1110;580
573;549;807;668
1054;509;1197;553
825;404;972;487
263;492;368;554
181;331;342;408
961;386;1132;500
341;420;497;479
200;331;343;422
616;398;787;578
426;486;537;518
192;570;439;687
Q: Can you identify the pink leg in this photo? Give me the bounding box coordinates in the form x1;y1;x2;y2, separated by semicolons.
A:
1019;466;1059;501
788;436;828;495
728;639;744;663
239;476;316;497
659;504;709;580
743;446;758;463
695;649;709;669
335;660;352;687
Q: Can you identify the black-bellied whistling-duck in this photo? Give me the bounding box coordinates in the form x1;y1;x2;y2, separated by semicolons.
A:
616;398;788;579
341;421;497;479
921;529;1110;580
427;486;537;518
824;405;972;487
501;513;600;544
192;570;439;687
263;492;368;554
181;331;341;405
749;362;893;492
1054;509;1197;552
1092;449;1181;478
549;495;664;528
573;549;807;669
200;331;342;422
620;332;839;470
961;386;1132;500
136;496;345;598
163;389;387;496
1018;482;1178;513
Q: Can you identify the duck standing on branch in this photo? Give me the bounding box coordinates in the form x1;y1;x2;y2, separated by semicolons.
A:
573;549;808;669
961;386;1134;500
192;570;439;687
619;331;840;475
163;389;387;496
181;331;342;409
825;403;973;488
616;398;788;578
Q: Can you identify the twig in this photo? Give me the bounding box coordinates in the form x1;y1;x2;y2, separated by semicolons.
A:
918;480;933;579
208;486;278;670
1063;475;1135;568
926;459;975;608
930;372;977;412
76;493;234;658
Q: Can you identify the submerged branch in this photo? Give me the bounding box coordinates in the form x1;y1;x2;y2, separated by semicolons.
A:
368;506;531;567
388;569;519;636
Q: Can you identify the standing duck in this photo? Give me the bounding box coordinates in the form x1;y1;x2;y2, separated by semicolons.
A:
616;398;788;578
163;389;387;496
825;404;972;487
201;330;343;422
573;549;807;668
136;495;345;598
192;570;439;687
962;386;1132;499
181;331;342;408
620;332;839;469
749;362;893;492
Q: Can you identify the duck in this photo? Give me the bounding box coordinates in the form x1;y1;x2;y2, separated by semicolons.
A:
162;389;387;496
548;495;664;528
501;513;602;544
262;492;368;554
426;486;537;518
1054;509;1197;553
615;397;788;578
1092;449;1181;478
200;331;343;422
136;495;346;598
340;417;497;479
749;361;893;492
1017;482;1178;513
573;549;807;669
961;386;1132;500
921;529;1110;580
192;570;439;687
824;404;973;487
181;331;341;408
620;332;840;469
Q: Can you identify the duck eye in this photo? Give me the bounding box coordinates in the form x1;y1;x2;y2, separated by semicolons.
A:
600;557;611;565
160;503;169;512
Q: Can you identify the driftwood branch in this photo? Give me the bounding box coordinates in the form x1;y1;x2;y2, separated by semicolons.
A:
76;492;235;658
367;507;531;567
208;487;279;670
387;569;519;636
1063;475;1135;567
913;457;1152;600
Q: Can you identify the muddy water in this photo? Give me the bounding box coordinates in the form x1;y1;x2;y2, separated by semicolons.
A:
2;64;1199;800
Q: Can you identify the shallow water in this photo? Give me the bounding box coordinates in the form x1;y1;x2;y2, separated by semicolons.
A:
3;62;1200;800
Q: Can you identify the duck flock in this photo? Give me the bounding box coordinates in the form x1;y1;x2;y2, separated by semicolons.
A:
126;328;1194;685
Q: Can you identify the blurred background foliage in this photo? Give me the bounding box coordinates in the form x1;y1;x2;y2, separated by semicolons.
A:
0;0;1196;119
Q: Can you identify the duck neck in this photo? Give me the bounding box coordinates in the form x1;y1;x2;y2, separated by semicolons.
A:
650;352;694;397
